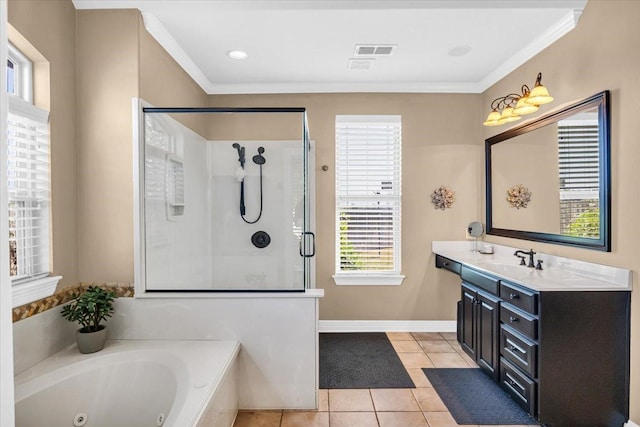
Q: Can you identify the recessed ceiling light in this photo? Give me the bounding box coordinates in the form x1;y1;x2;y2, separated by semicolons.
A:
448;45;471;57
227;50;248;60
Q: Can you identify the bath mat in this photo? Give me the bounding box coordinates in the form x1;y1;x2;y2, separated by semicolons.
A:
319;333;415;389
423;368;539;425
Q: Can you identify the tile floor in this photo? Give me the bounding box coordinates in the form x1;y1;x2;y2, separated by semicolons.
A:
233;332;539;427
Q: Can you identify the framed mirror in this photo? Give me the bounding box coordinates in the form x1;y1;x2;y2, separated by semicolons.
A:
485;91;611;251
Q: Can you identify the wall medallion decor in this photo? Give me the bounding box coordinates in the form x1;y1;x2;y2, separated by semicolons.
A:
507;184;531;209
431;186;455;210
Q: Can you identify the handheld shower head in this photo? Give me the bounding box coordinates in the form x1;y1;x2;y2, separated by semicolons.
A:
232;143;245;168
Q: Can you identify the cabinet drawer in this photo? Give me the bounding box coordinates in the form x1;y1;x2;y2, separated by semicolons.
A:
461;266;499;296
501;304;538;340
500;281;538;315
500;357;536;416
436;255;461;275
500;325;537;378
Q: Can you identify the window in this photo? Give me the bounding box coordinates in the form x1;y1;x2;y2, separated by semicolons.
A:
334;115;404;286
7;43;32;102
558;113;600;237
6;43;58;306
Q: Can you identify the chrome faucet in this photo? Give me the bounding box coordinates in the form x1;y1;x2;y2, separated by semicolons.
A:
514;249;536;268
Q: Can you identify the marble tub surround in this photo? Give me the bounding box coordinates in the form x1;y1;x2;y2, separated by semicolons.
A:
432;241;632;291
12;282;133;323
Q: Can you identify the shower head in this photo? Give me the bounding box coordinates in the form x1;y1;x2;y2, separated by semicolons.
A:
232;143;245;168
252;146;266;165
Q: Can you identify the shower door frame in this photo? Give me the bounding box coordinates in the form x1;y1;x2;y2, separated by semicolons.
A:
133;100;315;295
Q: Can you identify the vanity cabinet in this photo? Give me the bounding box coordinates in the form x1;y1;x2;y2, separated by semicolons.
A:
436;254;630;427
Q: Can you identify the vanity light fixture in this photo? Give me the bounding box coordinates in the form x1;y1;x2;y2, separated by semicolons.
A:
483;72;553;126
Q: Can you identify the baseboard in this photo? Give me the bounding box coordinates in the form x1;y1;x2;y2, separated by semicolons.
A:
625;420;640;427
318;320;456;333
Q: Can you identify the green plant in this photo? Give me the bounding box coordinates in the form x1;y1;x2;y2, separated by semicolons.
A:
567;208;600;237
61;286;117;333
339;212;364;270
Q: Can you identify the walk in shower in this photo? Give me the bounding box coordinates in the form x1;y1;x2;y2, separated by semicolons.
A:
134;102;314;292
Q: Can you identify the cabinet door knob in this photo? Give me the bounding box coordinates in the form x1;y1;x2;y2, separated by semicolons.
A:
509;293;519;300
509;316;519;323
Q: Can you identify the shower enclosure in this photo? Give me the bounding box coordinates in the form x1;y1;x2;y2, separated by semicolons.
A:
134;102;314;292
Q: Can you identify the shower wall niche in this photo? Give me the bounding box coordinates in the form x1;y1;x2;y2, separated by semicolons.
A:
135;103;314;292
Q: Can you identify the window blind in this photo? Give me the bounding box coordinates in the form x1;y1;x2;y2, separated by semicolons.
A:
7;96;50;281
558;117;600;237
335;115;401;274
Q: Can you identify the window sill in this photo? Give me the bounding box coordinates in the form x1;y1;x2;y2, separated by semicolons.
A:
12;275;62;308
333;274;405;286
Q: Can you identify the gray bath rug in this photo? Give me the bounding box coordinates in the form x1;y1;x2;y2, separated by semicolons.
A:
319;332;415;389
423;368;539;425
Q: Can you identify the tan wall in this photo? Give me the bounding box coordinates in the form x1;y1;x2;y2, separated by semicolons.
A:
75;9;208;282
210;93;483;320
482;1;640;421
490;124;559;233
76;9;140;283
8;0;78;288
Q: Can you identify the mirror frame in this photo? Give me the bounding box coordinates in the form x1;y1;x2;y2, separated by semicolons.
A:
485;90;611;251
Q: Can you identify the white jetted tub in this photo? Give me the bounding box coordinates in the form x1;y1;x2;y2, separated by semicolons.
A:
14;340;239;427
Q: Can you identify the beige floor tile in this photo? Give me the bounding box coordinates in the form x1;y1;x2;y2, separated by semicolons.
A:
329;389;375;412
423;411;460;427
440;332;458;341
412;388;448;412
427;352;472;368
398;352;434;369
406;368;433;388
391;339;423;352
377;411;428;427
450;345;477;366
418;340;457;353
319;389;329;411
329;412;379;427
281;411;329;427
412;332;445;341
370;388;421;412
386;332;415;341
233;411;283;427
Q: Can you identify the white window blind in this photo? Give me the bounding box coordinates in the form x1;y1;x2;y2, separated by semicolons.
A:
335;115;403;284
558;114;600;237
7;95;50;281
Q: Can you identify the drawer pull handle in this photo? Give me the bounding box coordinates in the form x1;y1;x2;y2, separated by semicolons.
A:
506;338;526;356
509;293;519;300
505;372;526;394
443;262;450;266
509;316;519;323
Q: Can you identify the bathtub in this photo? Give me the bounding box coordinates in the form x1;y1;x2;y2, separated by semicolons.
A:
14;340;240;427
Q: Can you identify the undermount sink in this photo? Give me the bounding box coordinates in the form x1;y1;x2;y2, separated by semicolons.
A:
474;260;532;275
473;260;599;285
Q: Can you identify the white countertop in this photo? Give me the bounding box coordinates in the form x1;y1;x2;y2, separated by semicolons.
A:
433;241;632;292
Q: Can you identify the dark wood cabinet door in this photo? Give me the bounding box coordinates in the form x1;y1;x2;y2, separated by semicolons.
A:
476;291;500;379
460;283;477;359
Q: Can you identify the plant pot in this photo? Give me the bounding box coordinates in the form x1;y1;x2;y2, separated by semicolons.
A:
76;325;107;354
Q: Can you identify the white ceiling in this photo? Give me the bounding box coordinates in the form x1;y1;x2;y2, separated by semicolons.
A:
72;0;588;95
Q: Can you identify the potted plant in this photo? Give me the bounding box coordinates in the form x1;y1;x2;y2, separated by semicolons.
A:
61;286;117;354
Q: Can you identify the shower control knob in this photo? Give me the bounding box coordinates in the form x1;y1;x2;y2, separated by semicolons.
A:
251;231;271;249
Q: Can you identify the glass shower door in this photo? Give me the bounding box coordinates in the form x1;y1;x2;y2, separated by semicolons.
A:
140;106;313;292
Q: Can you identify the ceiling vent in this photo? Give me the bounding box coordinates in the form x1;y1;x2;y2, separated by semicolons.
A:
348;58;375;70
354;44;397;57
